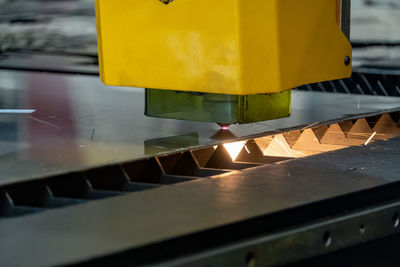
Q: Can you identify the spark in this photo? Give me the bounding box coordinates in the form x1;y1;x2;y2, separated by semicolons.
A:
224;141;246;161
364;132;377;146
244;145;250;154
301;122;320;131
217;123;231;130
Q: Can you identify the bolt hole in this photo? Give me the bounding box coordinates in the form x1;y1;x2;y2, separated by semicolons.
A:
393;213;399;228
344;56;351;66
323;231;332;247
246;252;256;267
359;224;366;234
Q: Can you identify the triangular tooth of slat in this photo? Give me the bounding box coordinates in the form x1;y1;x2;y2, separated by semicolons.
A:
375;113;397;126
347;118;373;139
282;130;302;148
240;140;264;158
339;120;354;135
312;125;329;141
292;129;348;152
372;114;400;139
291;129;322;151
262;134;304;158
205;145;234;168
254;136;273;152
320;123;365;146
236;140;278;163
366;115;381;129
389;112;400;126
245;140;263;155
320;123;346;144
191;147;215;167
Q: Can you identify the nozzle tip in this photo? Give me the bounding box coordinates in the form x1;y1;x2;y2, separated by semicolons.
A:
217;123;231;130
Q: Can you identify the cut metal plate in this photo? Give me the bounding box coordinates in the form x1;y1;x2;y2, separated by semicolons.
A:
0;70;399;187
1;111;399;218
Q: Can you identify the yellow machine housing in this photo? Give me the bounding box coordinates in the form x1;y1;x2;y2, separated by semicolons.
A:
95;0;352;95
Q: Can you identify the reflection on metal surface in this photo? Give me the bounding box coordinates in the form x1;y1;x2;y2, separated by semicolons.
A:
0;109;35;114
210;129;237;140
0;70;399;187
145;88;291;124
1;111;400;218
144;133;199;155
25;71;82;165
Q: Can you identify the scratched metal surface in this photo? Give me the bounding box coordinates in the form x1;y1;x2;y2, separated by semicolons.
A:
0;138;399;267
0;69;399;186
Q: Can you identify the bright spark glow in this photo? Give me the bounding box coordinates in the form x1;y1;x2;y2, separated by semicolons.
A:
224;141;246;161
301;122;320;131
221;126;229;130
364;132;377;146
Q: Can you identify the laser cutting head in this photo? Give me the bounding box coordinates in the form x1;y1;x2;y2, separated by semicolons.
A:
95;0;352;124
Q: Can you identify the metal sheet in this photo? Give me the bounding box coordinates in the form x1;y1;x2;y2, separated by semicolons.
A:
0;138;399;266
0;70;399;187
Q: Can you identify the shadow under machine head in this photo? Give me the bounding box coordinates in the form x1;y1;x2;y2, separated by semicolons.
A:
95;0;352;125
